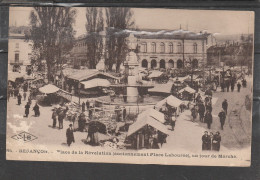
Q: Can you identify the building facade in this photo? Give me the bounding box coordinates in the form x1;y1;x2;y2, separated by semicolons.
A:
8;33;32;73
71;29;212;70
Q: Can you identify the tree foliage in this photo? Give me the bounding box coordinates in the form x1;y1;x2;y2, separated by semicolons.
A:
27;7;76;81
105;8;134;72
85;7;104;69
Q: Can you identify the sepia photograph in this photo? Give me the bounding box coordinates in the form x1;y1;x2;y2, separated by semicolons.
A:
6;7;254;166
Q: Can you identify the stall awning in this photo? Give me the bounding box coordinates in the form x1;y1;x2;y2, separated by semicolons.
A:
127;116;169;137
156;95;183;108
66;68;119;81
8;72;24;82
137;108;165;123
80;78;110;89
39;84;60;94
179;86;196;94
148;83;173;94
148;71;163;78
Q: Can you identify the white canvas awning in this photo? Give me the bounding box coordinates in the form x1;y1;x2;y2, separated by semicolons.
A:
39;84;60;94
80;78;110;89
156;95;183;108
179;86;196;94
148;71;163;78
148;82;173;94
137;108;165;123
127;116;169;137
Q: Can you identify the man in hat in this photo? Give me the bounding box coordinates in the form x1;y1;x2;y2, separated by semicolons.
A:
237;81;241;92
66;124;75;147
33;103;40;117
212;131;221;151
218;109;226;130
202;131;211;150
17;93;22;105
52;108;58;128
198;102;205;122
222;99;228;115
24;102;30;118
82;101;85;112
204;110;213;129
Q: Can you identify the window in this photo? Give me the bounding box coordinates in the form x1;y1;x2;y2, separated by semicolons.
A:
141;43;147;53
160;42;165;53
177;42;182;53
15;53;19;62
151;42;156;53
168;43;173;53
193;43;198;53
15;43;19;48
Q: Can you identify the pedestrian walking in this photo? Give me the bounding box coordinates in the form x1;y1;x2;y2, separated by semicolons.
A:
33;103;40;117
204;110;212;129
58;109;65;129
198;102;205;122
17;93;22;105
218;109;226;130
237;82;241;92
202;131;211;150
23;91;27;101
82;101;85;112
122;106;126;121
78;113;86;132
231;80;235;92
52;108;57;128
212;132;221;151
86;100;89;110
206;102;212;113
66;124;75;147
24;102;30;117
191;106;197;122
86;100;90;110
222;99;228;115
226;80;230;92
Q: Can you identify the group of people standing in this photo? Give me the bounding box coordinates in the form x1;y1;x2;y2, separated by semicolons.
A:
202;131;221;151
190;91;228;131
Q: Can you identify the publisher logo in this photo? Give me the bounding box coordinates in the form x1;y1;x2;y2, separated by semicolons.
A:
11;131;37;143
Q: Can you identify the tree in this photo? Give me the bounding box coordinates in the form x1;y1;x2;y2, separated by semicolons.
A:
27;7;76;82
105;7;135;72
85;7;104;69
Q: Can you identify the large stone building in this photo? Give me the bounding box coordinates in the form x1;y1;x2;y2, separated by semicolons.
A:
71;29;213;70
8;33;32;73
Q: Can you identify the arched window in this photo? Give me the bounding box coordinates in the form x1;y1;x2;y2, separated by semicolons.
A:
168;59;174;68
151;59;157;69
177;42;182;53
192;59;198;68
168;43;173;53
160;42;165;53
141;43;147;53
177;59;183;69
142;59;148;68
160;59;165;69
193;43;198;53
151;42;156;53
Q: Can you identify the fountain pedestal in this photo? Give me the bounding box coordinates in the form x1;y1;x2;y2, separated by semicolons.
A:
124;34;140;103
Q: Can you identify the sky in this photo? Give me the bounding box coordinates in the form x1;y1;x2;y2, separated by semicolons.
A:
9;7;254;37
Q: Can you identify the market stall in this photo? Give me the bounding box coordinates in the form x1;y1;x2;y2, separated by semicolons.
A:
178;86;196;101
155;95;184;115
126;114;170;149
